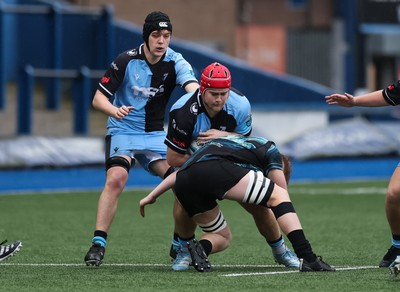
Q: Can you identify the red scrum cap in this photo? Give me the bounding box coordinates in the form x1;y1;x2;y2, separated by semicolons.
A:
200;62;231;94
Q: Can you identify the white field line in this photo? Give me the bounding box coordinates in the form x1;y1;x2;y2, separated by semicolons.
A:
221;265;378;277
0;263;279;268
1;262;378;275
289;187;387;195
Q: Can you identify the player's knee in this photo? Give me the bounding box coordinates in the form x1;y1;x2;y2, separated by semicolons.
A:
387;187;400;204
199;211;228;234
105;156;131;173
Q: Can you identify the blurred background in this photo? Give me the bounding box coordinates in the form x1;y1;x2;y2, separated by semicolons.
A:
1;0;400;191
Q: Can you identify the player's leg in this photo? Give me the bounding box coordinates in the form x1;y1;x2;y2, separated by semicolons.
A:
238;166;297;267
85;134;133;267
380;165;400;267
238;149;298;267
170;198;197;271
188;206;231;272
85;154;132;266
225;170;334;272
148;158;196;271
239;203;299;268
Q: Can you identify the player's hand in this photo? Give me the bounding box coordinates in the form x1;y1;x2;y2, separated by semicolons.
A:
139;196;156;217
325;93;355;107
114;105;135;119
197;129;228;145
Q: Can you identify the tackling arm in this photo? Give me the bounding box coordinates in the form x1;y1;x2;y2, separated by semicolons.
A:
139;171;177;217
325;90;390;107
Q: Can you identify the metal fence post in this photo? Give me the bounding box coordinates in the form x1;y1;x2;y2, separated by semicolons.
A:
17;65;34;134
99;4;115;66
46;2;62;110
73;66;91;134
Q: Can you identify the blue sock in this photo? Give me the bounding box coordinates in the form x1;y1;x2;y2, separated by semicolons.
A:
268;236;286;254
392;238;400;249
177;235;195;247
92;236;106;247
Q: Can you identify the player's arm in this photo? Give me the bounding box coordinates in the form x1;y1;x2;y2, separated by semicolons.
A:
196;129;240;145
92;90;134;119
325;90;390;107
166;147;190;167
139;171;177;217
165;101;193;167
92;52;134;118
183;81;199;93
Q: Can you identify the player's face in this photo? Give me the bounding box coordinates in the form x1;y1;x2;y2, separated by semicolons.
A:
202;88;230;117
147;30;171;60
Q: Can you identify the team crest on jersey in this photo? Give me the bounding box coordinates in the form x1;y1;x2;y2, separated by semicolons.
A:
127;49;138;56
111;62;119;71
190;103;198;115
131;85;165;100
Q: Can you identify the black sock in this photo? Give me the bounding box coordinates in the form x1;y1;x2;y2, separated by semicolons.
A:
177;235;195;241
199;239;212;256
267;235;283;245
287;229;316;262
94;230;107;240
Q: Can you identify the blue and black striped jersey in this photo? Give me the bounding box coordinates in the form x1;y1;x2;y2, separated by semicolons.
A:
165;88;252;154
180;135;283;175
97;44;197;134
383;80;400;106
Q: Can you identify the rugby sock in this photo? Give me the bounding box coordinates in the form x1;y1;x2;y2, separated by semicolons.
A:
92;230;107;247
392;234;400;249
267;235;286;255
199;239;212;256
178;235;195;247
172;233;180;250
287;229;316;262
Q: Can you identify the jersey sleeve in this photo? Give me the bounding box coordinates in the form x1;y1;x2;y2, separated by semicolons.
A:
164;94;195;154
232;92;252;136
382;80;400;106
173;52;198;88
97;51;129;98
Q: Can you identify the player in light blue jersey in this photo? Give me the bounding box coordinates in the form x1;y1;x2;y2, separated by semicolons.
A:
164;62;299;271
84;11;199;266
